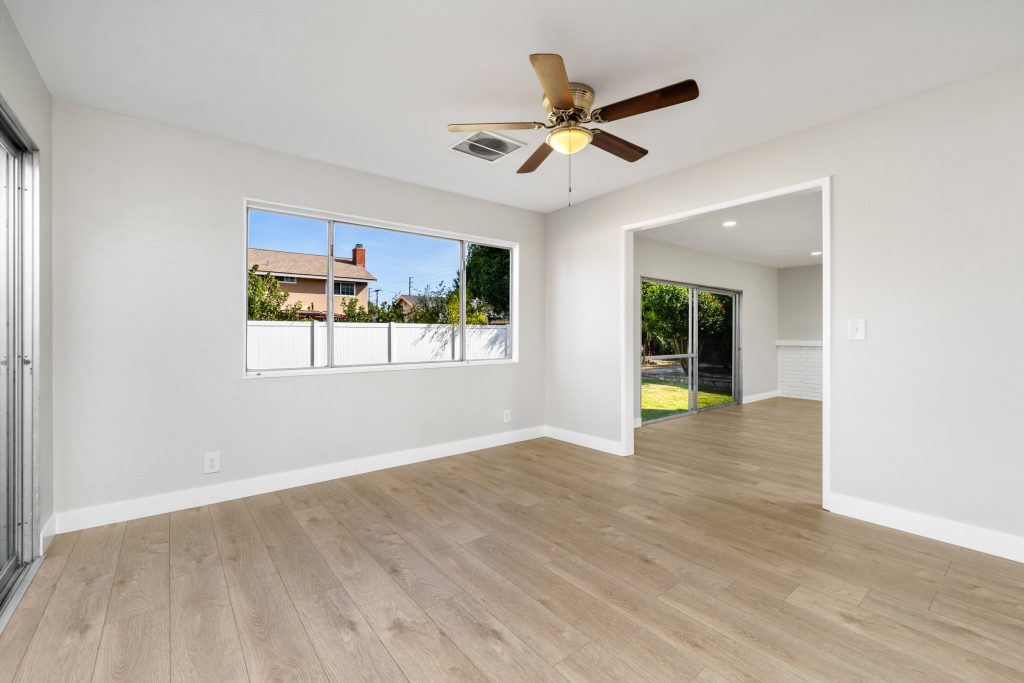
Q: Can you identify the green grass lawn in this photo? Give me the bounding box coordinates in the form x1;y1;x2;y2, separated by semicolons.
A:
641;379;732;422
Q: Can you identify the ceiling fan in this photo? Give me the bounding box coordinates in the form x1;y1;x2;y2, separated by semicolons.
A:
448;53;699;174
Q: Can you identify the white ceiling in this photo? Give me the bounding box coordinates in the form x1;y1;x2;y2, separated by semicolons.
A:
640;190;822;268
8;1;1024;213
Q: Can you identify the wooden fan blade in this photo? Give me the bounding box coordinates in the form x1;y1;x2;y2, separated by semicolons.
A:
529;53;574;110
590;129;648;162
517;142;553;173
448;122;545;132
593;79;699;122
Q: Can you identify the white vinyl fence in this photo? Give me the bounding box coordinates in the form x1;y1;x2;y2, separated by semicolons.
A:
247;321;510;370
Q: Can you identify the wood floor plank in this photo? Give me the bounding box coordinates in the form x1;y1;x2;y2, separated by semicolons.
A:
93;516;171;682
169;506;222;577
360;590;488;682
426;592;566;683
930;590;1024;645
209;499;278;586
293;587;408;683
332;498;461;609
13;523;125;683
92;609;170;682
334;476;431;535
286;489;401;606
555;642;652;683
717;581;959;682
434;454;543;506
0;532;80;683
219;564;327;682
464;534;704;682
106;514;170;622
363;470;485;544
246;492;341;601
209;501;327;682
13;586;114;683
545;551;806;683
402;525;589;665
860;589;1024;672
169;506;248;683
786;585;1023;682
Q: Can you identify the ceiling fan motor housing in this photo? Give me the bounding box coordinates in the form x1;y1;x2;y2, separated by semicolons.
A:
543;82;595;123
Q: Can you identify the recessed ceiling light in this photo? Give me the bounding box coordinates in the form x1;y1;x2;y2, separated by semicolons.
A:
722;220;737;227
811;251;822;256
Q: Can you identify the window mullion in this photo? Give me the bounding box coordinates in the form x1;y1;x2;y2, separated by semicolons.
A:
326;222;335;367
459;240;466;362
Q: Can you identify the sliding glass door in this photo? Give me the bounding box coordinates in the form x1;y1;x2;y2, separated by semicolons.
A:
0;123;32;614
0;130;18;602
640;281;695;421
641;278;739;424
695;291;736;408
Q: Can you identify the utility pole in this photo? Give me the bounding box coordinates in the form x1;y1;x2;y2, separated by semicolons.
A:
408;276;413;296
372;288;381;308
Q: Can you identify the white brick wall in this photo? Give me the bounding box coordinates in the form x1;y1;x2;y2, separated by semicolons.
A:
777;340;822;400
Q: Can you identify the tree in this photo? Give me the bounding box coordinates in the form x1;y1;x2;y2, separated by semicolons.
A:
641;282;689;357
368;298;405;323
402;282;489;326
640;282;729;363
341;298;373;322
464;245;510;319
445;292;489;326
247;265;303;320
405;284;451;324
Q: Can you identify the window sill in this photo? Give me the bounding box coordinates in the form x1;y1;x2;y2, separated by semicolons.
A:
243;357;518;379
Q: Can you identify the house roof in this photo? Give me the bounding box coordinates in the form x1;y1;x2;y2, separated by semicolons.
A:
397;294;443;308
247;248;376;281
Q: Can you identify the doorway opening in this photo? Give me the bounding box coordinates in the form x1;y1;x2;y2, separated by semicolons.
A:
640;279;740;423
621;177;829;503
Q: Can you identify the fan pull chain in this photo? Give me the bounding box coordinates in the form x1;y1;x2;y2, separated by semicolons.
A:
568;152;573;207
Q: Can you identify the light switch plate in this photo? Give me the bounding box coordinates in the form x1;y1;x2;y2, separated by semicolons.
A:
847;319;866;341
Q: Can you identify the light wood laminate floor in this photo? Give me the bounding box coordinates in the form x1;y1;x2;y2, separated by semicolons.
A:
2;398;1023;681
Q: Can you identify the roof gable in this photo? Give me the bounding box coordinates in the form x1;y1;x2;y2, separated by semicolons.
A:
247;248;376;281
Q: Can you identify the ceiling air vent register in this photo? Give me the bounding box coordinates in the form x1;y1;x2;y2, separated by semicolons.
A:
450;132;525;162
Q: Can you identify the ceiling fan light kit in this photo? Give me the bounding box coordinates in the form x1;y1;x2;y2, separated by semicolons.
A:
448;53;699;174
547;125;592;154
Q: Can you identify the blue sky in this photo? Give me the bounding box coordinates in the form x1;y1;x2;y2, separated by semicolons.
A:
249;209;461;302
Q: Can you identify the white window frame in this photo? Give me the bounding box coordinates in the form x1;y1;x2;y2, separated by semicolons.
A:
276;275;297;284
334;281;356;297
243;198;518;378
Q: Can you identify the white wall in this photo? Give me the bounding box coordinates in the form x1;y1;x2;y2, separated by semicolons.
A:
546;61;1024;551
633;238;779;419
52;102;545;520
778;265;822;341
0;2;53;545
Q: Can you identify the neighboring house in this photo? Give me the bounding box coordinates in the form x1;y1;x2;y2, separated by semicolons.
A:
395;294;443;321
248;244;376;318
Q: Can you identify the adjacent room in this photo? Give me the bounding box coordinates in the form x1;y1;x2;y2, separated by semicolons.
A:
1;2;1023;681
635;188;825;424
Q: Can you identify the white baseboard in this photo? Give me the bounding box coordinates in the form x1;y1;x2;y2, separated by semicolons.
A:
544;426;631;456
55;426;546;534
825;491;1024;564
742;390;780;404
39;515;56;552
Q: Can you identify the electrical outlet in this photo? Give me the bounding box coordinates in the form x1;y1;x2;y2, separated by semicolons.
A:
203;451;221;474
503;409;511;424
